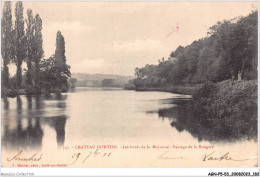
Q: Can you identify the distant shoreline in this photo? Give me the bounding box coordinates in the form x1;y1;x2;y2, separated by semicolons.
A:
2;85;199;98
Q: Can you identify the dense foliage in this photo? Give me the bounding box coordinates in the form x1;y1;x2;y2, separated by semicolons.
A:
39;31;71;94
134;11;257;88
192;80;257;141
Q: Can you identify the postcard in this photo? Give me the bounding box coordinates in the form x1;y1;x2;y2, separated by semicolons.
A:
1;1;258;173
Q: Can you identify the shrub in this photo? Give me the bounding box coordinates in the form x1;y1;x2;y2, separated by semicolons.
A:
192;80;257;140
193;81;216;100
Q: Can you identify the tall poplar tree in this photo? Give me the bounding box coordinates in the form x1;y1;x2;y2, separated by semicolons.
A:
1;2;14;88
13;1;27;89
55;31;66;66
54;31;70;77
54;31;71;90
25;9;35;89
33;14;44;93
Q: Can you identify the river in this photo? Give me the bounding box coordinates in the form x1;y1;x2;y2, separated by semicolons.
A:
1;87;257;167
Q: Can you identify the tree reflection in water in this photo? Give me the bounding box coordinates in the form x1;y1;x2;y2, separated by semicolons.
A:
154;98;257;142
2;94;67;150
42;116;67;148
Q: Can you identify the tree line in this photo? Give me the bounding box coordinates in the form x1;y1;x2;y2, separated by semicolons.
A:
1;1;71;96
134;11;257;89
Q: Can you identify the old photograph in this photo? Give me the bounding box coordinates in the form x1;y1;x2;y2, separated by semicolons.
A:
1;1;258;172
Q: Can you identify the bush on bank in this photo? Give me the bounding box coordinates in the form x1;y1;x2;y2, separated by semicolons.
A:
193;80;257;139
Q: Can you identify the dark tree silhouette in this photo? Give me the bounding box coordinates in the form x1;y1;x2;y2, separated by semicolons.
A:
1;1;14;89
13;1;27;89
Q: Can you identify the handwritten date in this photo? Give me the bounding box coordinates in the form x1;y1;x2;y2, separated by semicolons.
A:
69;148;111;165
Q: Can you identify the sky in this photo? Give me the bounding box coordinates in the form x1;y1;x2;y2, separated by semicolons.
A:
6;1;258;76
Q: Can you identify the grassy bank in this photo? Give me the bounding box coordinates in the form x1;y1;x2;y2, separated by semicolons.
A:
1;88;27;98
193;80;257;140
134;84;202;95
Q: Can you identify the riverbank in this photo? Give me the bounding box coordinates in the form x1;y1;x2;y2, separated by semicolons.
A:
1;88;68;98
1;88;27;98
133;84;202;95
192;79;257;140
193;80;257;103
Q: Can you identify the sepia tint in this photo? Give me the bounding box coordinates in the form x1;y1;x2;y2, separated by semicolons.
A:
1;1;258;168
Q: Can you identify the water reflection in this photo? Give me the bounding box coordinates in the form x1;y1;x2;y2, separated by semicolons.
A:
2;94;68;150
153;98;257;142
68;87;76;93
2;89;257;152
27;96;33;110
44;93;67;101
3;118;43;150
43;116;67;147
17;96;22;111
3;97;9;110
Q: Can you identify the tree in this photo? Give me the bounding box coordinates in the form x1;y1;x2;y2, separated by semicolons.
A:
25;9;35;89
55;31;66;65
68;78;77;88
1;2;14;88
13;1;27;88
101;79;116;87
54;31;71;90
38;31;70;94
33;14;44;93
39;55;70;94
229;12;258;80
39;55;56;94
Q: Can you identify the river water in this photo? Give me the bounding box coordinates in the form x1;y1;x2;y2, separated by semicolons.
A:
1;87;257;167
